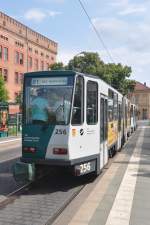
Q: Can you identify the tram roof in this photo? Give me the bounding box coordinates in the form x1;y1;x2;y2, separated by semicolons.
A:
24;70;124;97
24;70;76;77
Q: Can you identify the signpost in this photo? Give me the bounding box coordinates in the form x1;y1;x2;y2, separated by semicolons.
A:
0;102;8;137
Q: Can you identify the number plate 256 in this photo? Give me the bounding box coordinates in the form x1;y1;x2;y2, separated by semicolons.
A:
75;161;96;176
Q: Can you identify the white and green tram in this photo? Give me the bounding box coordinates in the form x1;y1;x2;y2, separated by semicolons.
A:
14;70;135;181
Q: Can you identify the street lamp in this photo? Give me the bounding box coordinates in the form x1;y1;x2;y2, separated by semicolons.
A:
72;51;85;71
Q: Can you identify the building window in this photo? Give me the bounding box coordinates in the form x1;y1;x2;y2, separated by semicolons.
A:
15;52;24;65
0;46;2;59
35;59;38;71
3;69;8;82
29;47;32;52
28;56;32;68
4;47;8;61
15;41;24;48
20;53;24;65
35;50;38;54
41;52;44;57
41;61;44;70
15;72;19;84
0;35;8;41
15;51;19;64
15;72;23;84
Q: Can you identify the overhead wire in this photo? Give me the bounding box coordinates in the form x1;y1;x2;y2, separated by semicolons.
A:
77;0;115;63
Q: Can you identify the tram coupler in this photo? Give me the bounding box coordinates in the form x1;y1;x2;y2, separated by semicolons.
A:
12;161;35;183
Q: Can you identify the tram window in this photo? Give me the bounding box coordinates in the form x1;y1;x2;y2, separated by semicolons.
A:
108;89;114;122
87;81;98;125
71;76;84;125
100;98;104;142
25;76;74;125
118;104;122;132
104;99;108;140
114;93;118;120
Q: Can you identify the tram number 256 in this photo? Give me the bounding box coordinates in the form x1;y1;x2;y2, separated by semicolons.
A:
75;161;96;176
55;129;67;135
80;162;91;174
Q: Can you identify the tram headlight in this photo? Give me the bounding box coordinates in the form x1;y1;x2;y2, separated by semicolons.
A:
53;148;68;155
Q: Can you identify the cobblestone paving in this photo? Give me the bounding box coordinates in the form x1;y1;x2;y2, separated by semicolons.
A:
0;173;86;225
0;146;24;197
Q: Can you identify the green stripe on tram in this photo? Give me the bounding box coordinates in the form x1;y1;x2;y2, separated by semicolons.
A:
22;125;55;159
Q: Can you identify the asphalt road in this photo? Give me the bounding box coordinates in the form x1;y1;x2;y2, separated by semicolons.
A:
0;139;23;196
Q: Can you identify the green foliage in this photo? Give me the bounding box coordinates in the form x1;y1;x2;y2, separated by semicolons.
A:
104;63;133;94
122;79;136;95
67;52;105;79
50;62;65;70
50;52;135;95
68;52;134;95
15;91;22;109
0;75;9;102
15;91;21;104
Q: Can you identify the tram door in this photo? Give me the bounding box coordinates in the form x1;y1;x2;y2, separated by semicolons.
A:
100;95;108;169
118;103;122;149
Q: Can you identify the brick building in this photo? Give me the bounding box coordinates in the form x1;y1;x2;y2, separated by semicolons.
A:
0;11;58;103
129;81;150;120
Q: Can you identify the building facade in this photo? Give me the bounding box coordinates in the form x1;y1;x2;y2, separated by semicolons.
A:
129;81;150;120
0;11;58;102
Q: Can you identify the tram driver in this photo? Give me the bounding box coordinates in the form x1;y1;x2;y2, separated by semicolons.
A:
31;88;50;125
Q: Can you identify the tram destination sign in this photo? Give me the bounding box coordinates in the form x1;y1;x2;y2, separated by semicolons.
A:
31;77;68;86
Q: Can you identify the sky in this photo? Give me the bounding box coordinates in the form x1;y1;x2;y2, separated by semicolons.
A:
0;0;150;85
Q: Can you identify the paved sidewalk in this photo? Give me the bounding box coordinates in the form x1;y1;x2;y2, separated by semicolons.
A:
55;125;150;225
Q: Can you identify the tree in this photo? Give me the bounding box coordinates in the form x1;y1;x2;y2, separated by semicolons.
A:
104;63;133;94
49;52;135;95
68;52;106;80
67;52;134;95
122;79;136;95
49;62;65;70
0;75;9;102
15;91;22;109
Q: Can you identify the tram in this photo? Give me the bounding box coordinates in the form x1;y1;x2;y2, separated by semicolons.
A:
13;70;137;181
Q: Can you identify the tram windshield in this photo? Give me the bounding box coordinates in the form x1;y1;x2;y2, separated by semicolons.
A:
25;76;74;125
